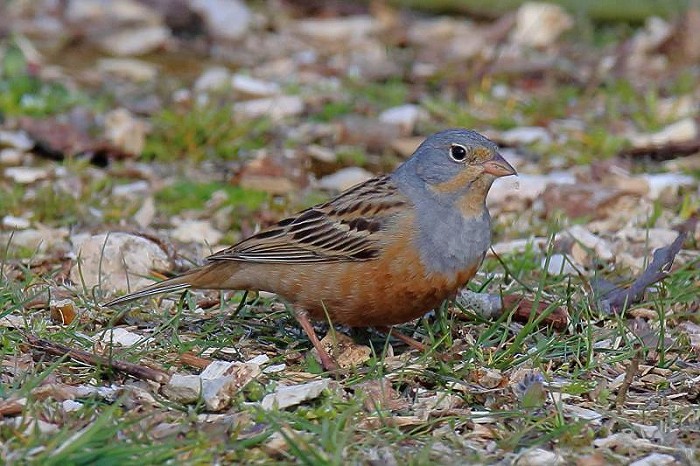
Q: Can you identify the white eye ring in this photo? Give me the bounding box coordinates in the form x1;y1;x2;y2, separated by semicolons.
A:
449;144;468;162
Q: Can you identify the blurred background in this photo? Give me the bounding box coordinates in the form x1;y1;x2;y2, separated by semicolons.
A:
1;1;700;464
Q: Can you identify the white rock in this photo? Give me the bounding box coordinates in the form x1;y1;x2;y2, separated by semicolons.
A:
516;448;563;465
162;374;202;403
232;74;281;98
246;354;270;366
104;108;148;155
97;58;158;82
94;328;144;347
0;314;25;328
190;0;252;41
318;167;374;192
1;227;69;253
378;105;424;135
629;453;676;466
0;148;24;165
629;117;698;148
263;363;286;374
499;126;552;145
618;227;679;251
0;130;34;151
542;253;577;276
133;196;156;229
171;219;223;245
194;66;231;92
200;362;260;411
12;418;59;435
512;2;573;47
66;0;162;25
563;225;615;261
642;173;696;200
307;145;337;163
111;180;149;198
2;215;30;229
294;16;378;43
4;166;51;184
99;26;170;56
233;95;304;120
261;379;331;410
488;172;576;206
62;400;84;412
200;361;238;379
70;232;170;294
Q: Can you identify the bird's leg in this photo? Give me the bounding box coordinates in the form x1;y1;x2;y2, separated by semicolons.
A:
376;326;429;352
376;326;455;362
293;309;338;371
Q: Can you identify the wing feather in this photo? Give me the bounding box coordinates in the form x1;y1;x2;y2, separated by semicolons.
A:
206;176;408;264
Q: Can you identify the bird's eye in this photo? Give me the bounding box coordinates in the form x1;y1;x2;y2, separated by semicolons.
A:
449;144;468;162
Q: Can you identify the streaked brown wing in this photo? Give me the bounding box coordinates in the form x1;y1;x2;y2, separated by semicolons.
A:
206;176;409;264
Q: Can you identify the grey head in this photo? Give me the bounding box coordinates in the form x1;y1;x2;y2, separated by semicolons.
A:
392;128;515;197
390;129;516;275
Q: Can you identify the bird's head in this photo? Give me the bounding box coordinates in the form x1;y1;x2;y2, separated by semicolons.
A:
395;129;516;214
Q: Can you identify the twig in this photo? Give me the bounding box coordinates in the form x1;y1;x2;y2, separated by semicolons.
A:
179;352;212;370
596;226;690;314
616;350;642;410
26;335;170;384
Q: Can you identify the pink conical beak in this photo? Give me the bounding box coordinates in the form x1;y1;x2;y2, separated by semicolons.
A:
482;152;517;177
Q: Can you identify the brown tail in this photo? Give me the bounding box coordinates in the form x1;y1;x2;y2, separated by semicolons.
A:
103;273;195;306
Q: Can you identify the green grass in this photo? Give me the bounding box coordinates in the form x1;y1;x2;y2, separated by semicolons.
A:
154;180;270;216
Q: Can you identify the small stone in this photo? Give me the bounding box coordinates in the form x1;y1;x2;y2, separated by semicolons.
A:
293;16;378;43
194;66;231;93
4;166;51;184
511;2;573;48
542;254;577;276
246;354;270;366
629;453;676;466
200;361;260;411
516;448;563;465
317;333;371;369
71;232;170;294
231;74;280;98
642;173;696;200
628;117;698;149
478;369;504;389
62;400;83;412
191;0;252;41
171;219;223;245
2;215;30;229
499;126;552;145
111;180;150;198
94;328;144;347
233;95;304;120
134;196;156;228
97;58;158;82
104;108;148;155
99;26;170;56
563;225;615;262
0;148;25;165
378;105;424;135
263;364;286;374
1;227;69;254
489;238;547;256
0;129;34;151
306;145;337;163
162;374;202;403
261;379;331;410
318;167;373;192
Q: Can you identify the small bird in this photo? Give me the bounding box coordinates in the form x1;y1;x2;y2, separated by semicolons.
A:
106;129;516;370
